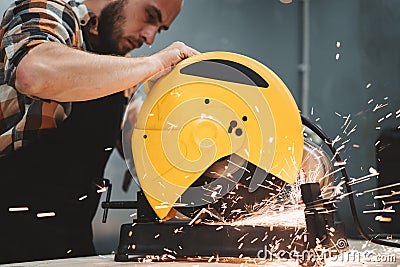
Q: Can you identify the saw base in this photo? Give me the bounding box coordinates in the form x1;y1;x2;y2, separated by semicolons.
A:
102;183;349;263
115;222;307;261
114;222;309;262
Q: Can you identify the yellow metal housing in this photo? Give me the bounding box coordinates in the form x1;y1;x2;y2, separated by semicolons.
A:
132;52;304;220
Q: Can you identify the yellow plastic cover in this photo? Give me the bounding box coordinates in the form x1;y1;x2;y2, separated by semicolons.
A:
131;52;304;220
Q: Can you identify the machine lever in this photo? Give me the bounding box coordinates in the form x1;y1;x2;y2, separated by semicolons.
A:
101;179;138;223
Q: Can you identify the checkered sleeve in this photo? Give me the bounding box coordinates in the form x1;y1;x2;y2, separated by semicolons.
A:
1;0;80;87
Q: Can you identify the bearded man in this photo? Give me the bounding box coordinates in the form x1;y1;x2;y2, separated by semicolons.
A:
0;0;198;263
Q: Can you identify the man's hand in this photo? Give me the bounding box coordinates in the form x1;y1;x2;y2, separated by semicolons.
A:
150;41;200;71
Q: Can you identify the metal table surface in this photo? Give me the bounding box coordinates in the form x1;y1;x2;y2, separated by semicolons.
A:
3;240;400;266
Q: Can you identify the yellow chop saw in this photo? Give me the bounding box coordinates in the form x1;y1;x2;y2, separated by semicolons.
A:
101;52;350;264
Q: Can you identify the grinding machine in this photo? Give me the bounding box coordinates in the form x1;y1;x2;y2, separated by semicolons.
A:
101;52;350;264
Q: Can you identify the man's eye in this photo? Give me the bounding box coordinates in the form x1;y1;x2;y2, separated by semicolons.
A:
146;10;156;23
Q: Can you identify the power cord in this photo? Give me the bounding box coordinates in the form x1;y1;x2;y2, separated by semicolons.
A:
301;115;400;248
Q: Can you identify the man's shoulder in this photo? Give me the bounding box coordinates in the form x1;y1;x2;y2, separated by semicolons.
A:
5;0;79;15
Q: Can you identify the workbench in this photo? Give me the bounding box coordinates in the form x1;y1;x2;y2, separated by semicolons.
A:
3;240;399;266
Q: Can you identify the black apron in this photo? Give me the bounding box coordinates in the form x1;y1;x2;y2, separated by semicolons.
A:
0;92;125;263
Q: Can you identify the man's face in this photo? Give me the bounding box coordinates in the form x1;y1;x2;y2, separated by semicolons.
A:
98;0;182;55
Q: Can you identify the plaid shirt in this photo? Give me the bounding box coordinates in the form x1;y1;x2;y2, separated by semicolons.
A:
0;0;96;156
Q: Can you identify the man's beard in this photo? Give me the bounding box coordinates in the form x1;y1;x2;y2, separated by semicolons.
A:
98;0;128;55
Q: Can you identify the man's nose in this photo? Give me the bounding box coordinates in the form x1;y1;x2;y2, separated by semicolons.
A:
140;25;158;45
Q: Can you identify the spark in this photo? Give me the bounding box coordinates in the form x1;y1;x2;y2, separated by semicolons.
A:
8;207;29;212
37;212;56;218
334;160;346;166
170;90;181;97
375;216;392;223
155;202;188;210
335;112;342;117
367;99;374;104
341;114;350;128
336;144;345;152
333;180;346;196
375;191;400;200
362;182;400;194
95;180;108;193
154;234;160;238
341;139;350;145
104;147;113;151
363;209;395;214
254;105;259;113
348;172;378;186
165;254;176;260
331;135;341;147
262;233;269;242
337;191;356;200
349;177;371;186
97;188;106;194
353;144;360;148
78;195;87;201
373;103;388;112
238;233;249;243
342;120;352;134
200;113;214;120
335;53;340;60
383;200;400;205
227;159;250;173
369;167;379;175
250;238;258;244
346;124;357;136
167;121;177;131
230;181;307;227
163;248;173;253
66;249;72;254
366;82;372;89
336;41;341;48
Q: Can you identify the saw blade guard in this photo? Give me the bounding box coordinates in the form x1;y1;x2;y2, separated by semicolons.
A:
122;52;304;221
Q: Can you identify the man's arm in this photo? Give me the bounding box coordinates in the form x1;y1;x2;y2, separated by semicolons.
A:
15;41;198;102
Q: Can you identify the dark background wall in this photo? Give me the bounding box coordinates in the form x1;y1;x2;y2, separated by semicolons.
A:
1;0;399;254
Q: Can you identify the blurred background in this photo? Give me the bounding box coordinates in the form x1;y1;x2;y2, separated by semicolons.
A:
1;0;399;254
